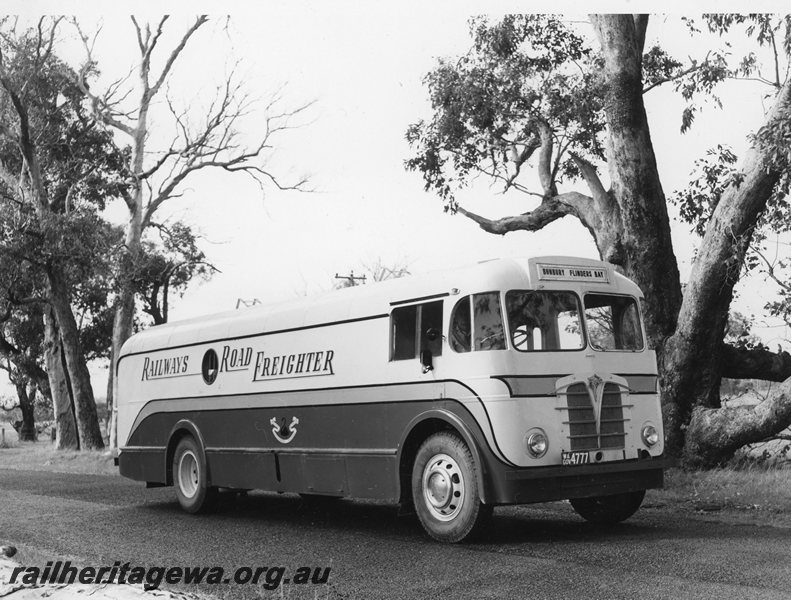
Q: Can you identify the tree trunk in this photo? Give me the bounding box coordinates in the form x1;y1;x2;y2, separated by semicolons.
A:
108;202;143;448
591;15;791;465
14;378;36;441
590;15;683;352
662;76;791;459
43;307;78;450
106;346;116;448
47;269;104;450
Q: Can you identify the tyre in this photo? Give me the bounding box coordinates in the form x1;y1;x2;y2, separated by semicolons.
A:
570;490;645;524
173;436;217;513
412;431;492;543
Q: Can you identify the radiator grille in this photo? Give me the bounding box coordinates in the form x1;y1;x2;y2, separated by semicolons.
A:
565;382;626;451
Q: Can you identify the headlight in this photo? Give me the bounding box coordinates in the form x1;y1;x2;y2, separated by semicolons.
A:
641;424;659;447
526;429;548;458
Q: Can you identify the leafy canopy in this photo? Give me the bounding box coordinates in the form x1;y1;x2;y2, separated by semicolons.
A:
405;15;605;209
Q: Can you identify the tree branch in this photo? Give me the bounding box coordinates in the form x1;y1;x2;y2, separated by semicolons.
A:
535;119;557;196
570;153;609;207
72;20;136;137
684;378;791;467
148;16;208;99
642;60;706;94
456;192;591;235
722;343;791;382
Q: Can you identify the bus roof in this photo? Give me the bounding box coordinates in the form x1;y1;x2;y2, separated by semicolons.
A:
118;256;642;358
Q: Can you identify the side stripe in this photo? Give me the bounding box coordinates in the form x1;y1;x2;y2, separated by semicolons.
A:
124;380;518;468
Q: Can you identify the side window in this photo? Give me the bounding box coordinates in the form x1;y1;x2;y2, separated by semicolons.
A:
450;296;471;353
391;301;444;360
392;304;418;360
450;293;505;353
473;292;505;350
584;294;644;351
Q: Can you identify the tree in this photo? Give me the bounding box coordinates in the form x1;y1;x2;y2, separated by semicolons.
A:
73;16;311;447
134;221;218;326
406;14;791;467
0;301;47;441
0;18;126;450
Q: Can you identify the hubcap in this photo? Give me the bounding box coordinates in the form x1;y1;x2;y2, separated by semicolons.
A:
178;450;199;499
422;453;464;521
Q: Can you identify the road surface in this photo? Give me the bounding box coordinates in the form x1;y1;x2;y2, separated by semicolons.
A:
1;469;789;599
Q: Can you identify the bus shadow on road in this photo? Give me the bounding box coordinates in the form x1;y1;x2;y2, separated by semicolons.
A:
139;491;664;545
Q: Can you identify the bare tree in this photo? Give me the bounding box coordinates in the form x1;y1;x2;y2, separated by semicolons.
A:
73;16;311;447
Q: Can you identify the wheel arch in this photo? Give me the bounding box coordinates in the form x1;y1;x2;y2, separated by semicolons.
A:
397;409;490;505
165;419;208;486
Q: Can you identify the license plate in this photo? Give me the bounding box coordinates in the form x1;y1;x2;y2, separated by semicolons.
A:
562;451;590;466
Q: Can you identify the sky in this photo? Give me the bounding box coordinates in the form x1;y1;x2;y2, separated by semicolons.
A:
4;6;791;398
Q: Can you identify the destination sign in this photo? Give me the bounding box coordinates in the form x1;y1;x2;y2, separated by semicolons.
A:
537;263;609;283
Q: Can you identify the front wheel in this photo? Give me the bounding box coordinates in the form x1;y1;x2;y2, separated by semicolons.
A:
412;431;492;543
173;436;217;514
570;490;645;524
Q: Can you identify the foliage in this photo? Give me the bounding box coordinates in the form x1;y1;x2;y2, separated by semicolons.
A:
672;145;742;236
0;19;126;414
671;15;791;237
0;22;128;210
405;15;605;208
408;14;791;243
134;221;217;325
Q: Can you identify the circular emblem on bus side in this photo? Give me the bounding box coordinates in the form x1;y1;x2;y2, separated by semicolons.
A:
202;349;219;385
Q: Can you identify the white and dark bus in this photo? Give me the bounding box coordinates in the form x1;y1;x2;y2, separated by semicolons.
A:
116;256;668;542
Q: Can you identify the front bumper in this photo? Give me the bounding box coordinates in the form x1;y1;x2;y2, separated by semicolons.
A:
485;455;673;505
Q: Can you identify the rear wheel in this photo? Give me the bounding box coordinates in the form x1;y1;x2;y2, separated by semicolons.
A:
412;431;491;543
173;436;217;513
570;490;645;524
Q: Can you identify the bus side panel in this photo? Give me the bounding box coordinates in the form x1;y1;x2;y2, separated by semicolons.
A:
122;395;494;501
344;455;400;498
206;451;278;490
119;449;167;484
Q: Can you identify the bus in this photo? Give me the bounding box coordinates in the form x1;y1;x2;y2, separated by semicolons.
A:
116;256;668;542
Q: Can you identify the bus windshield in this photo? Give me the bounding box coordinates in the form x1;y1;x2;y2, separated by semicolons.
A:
505;291;583;351
583;294;644;351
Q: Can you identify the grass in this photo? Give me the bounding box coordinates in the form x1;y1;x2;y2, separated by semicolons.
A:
0;429;117;476
651;465;791;518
